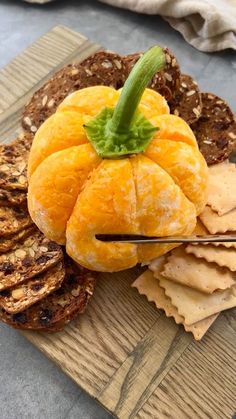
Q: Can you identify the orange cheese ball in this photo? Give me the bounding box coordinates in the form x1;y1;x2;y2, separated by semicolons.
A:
28;86;208;272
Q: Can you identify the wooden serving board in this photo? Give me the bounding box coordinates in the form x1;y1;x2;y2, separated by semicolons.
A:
1;26;236;419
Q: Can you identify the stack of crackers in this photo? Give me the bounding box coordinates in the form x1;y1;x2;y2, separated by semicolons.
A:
0;135;96;332
133;161;236;340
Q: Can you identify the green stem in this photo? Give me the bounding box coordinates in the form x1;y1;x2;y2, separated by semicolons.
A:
84;45;166;158
109;46;165;136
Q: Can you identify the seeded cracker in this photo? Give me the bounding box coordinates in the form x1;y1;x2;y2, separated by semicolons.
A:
159;247;235;293
0;230;63;290
0;206;33;238
78;51;126;89
0;188;26;207
22;49;181;133
0;262;65;313
132;267;218;340
0;257;96;330
0;133;32;164
0;226;35;254
192;93;236;165
0;157;28;190
207;162;236;215
0;135;31;191
22;64;83;132
169;74;202;125
22;52;125;132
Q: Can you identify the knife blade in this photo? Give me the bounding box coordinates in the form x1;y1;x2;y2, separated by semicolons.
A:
95;234;236;244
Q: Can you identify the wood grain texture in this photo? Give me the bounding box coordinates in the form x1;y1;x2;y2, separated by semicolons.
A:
0;25;101;142
23;270;159;397
1;26;236;419
136;314;236;419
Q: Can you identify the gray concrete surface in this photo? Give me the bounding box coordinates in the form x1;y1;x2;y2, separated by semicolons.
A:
0;1;235;418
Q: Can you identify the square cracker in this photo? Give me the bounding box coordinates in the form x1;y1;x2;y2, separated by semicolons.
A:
207;162;236;216
159;277;236;325
186;244;236;272
160;247;235;293
200;206;236;234
132;267;218;340
193;219;236;248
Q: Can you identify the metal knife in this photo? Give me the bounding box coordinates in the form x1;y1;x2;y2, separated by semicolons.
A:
96;234;236;244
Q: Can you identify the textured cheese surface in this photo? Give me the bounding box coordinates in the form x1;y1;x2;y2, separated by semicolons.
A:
28;86;208;271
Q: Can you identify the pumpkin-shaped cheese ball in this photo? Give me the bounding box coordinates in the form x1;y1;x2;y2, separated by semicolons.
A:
28;47;208;271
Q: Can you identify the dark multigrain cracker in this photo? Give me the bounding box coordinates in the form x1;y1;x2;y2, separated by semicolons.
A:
22;51;125;132
0;257;96;331
161;48;181;97
123;48;181;102
0;226;36;254
22;64;84;132
0;262;65;314
0;188;27;207
191;93;236;165
169;74;202;125
197;93;234;125
0;206;33;238
0;230;63;290
78;51;126;89
22;49;180;133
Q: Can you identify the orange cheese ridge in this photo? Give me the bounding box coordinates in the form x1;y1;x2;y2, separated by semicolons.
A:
28;86;208;272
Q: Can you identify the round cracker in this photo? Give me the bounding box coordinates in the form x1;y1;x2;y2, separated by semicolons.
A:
22;52;125;133
78;51;126;89
22;49;180;133
170;74;202;124
22;64;83;132
192;93;235;165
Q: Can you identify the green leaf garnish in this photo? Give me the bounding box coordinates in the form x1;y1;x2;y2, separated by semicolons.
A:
84;108;158;157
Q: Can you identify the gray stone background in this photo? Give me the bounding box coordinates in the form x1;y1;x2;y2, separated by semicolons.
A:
0;1;235;418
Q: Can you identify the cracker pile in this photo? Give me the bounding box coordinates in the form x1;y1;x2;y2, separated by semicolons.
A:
22;50;236;165
0;136;96;332
133;161;236;340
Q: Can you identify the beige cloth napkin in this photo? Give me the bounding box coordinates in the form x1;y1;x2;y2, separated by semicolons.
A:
24;0;236;52
100;0;236;52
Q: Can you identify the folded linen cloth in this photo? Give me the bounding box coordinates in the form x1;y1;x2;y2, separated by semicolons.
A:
24;0;236;52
